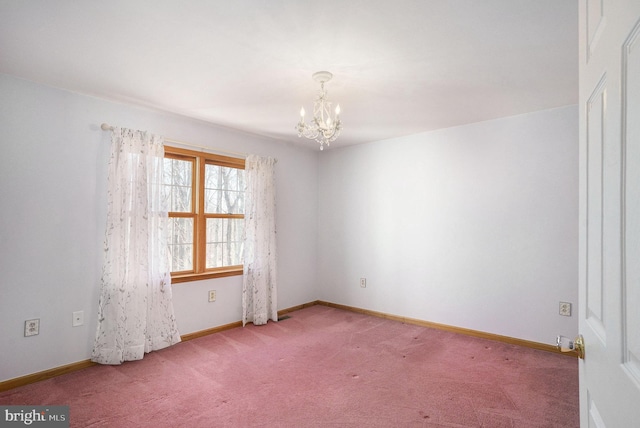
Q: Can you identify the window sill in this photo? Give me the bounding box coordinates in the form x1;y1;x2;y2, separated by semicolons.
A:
171;267;243;284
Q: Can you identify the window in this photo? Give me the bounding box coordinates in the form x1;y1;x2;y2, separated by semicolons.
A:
163;146;245;283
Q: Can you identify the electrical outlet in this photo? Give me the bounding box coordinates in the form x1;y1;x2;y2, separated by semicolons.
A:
360;278;366;288
25;319;39;337
559;302;572;317
72;311;84;327
208;290;216;302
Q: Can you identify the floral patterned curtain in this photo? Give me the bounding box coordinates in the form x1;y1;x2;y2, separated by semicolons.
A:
242;155;278;326
92;127;180;365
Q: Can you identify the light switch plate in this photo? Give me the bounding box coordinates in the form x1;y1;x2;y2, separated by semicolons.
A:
72;311;84;327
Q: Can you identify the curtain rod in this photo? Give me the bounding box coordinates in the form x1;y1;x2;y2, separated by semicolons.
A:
100;123;248;159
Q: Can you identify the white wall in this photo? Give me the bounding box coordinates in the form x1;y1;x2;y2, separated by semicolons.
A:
0;71;579;383
0;73;318;382
317;105;579;345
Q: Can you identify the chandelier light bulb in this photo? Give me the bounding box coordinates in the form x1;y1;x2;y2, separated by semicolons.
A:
335;104;341;116
300;107;305;117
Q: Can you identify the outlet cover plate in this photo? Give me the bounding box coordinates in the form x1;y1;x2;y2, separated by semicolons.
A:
208;290;216;302
25;319;39;337
559;302;572;317
360;278;366;288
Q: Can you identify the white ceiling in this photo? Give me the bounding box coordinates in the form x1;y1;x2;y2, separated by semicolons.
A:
0;0;578;149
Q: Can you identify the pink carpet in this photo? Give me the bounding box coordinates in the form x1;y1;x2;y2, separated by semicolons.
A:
0;305;579;427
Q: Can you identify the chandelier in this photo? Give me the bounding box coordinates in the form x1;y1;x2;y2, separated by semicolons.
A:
296;71;342;151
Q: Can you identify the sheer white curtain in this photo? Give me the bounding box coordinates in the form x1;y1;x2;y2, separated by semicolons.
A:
92;127;181;365
242;155;278;326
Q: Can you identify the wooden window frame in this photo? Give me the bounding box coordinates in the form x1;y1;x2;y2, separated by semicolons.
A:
164;146;245;283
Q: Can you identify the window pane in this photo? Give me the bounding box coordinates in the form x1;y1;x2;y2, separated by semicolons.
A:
204;164;245;214
168;217;193;272
206;218;244;268
163;158;193;213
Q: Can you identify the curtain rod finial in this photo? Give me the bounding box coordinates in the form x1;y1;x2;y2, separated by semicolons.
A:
101;123;113;131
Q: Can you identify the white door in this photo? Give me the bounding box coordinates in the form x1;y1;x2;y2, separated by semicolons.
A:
579;0;640;426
